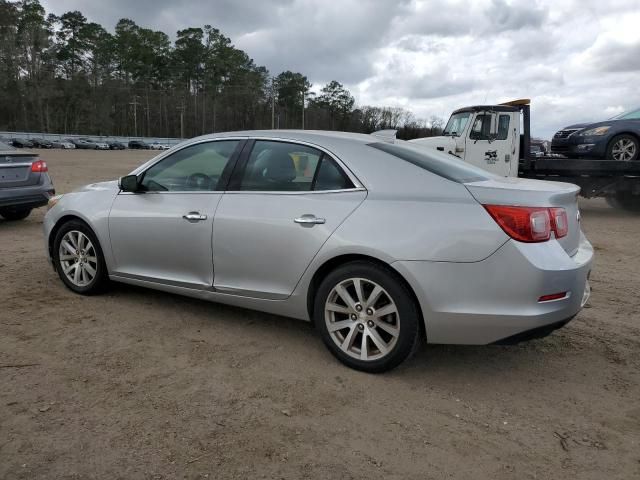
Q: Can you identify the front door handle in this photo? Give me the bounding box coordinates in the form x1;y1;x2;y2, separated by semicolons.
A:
294;214;326;225
183;212;207;222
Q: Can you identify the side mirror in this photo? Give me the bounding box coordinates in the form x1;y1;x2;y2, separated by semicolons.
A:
119;174;139;192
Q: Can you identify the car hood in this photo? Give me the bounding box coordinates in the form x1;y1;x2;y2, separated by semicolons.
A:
73;180;119;193
563;120;615;130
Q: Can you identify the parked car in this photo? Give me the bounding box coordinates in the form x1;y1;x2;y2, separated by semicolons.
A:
67;138;98;150
87;139;109;150
31;138;53;148
51;139;76;149
10;138;34;148
551;107;640;161
0;141;55;221
150;142;170;150
109;141;126;150
44;131;593;372
128;140;150;149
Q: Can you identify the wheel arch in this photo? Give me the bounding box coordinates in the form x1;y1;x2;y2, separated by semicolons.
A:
305;253;426;339
607;131;640;157
48;215;100;263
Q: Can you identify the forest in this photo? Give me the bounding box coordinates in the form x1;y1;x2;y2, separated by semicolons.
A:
0;0;443;139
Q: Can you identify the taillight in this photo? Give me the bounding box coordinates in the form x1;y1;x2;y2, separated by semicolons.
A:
483;205;568;243
31;160;48;172
483;205;550;242
550;208;568;238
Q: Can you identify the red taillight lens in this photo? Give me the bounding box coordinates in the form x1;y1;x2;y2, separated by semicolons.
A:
31;160;48;172
483;205;551;242
484;205;569;242
550;207;568;238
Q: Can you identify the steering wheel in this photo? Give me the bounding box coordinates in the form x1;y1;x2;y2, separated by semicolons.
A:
186;172;212;190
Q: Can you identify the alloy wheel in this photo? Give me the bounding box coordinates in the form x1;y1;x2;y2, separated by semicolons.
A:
58;230;98;287
612;138;637;161
324;277;400;361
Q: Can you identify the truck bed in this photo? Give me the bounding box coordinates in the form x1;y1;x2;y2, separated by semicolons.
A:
519;157;640;200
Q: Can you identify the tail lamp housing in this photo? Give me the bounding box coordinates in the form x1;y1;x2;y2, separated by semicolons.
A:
30;159;48;173
484;205;569;243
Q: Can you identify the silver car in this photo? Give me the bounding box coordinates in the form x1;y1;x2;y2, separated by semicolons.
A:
43;131;593;372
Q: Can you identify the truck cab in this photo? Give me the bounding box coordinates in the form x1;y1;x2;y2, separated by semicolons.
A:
410;102;524;177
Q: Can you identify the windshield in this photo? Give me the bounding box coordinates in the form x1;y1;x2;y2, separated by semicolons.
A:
443;112;471;136
611;108;640;120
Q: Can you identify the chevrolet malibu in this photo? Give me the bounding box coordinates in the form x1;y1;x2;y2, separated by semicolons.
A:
44;131;593;372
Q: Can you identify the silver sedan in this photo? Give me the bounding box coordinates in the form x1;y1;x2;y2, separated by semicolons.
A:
43;131;593;372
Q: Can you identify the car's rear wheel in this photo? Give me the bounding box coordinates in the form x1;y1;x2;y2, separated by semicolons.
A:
607;134;639;161
53;220;108;294
314;261;421;373
0;207;32;221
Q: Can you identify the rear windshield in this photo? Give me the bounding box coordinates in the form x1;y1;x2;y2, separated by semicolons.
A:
368;142;492;184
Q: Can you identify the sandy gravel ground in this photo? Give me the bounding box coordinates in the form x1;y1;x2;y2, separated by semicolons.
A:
1;149;639;479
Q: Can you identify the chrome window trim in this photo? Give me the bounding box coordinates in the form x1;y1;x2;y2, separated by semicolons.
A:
118;188;365;196
223;187;367;195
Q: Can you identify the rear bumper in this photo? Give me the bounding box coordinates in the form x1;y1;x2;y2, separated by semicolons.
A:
393;232;593;345
0;175;55;210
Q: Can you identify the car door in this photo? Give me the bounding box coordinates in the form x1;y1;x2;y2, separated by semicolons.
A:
212;139;367;299
464;112;513;176
108;139;242;288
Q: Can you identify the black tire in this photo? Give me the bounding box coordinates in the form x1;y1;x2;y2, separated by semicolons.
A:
606;134;639;162
52;220;109;294
314;261;421;373
0;207;32;221
606;192;640;213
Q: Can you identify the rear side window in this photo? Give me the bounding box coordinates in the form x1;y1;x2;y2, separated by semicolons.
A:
238;140;354;191
368;142;492;183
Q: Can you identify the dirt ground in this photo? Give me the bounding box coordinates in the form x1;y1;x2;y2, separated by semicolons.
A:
1;149;639;480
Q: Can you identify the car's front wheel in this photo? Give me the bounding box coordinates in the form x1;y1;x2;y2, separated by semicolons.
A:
607;134;639;161
53;220;108;294
0;207;32;221
314;261;421;373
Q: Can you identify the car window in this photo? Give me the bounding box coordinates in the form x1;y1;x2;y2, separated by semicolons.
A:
469;113;510;140
497;114;510;140
238;140;355;192
314;156;354;190
443;112;471;136
140;140;239;192
368;142;492;183
612;108;640;120
469;114;492;140
239;141;320;191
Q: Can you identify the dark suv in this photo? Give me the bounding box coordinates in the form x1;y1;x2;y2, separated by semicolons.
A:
0;141;55;220
551;107;640;161
128;140;150;149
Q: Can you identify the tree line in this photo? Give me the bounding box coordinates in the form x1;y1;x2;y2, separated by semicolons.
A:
0;0;444;139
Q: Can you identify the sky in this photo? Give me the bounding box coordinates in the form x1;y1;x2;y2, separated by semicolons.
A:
41;0;640;139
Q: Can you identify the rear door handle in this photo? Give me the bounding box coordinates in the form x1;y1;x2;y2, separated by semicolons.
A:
294;214;326;225
183;212;207;222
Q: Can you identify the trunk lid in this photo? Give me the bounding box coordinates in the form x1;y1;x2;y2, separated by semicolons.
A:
465;177;581;256
0;150;41;188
